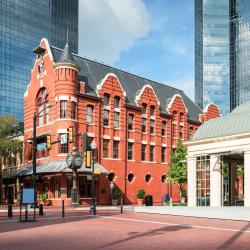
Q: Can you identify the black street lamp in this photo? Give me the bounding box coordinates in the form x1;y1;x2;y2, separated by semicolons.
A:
32;105;52;220
90;140;97;215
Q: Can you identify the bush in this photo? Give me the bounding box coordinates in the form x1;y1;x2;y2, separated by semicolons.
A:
180;188;187;197
40;193;48;201
136;189;145;199
112;187;121;199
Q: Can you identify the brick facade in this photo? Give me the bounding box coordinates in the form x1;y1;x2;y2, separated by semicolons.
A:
23;39;220;205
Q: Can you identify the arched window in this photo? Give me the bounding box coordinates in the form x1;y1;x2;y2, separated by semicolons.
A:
36;88;49;126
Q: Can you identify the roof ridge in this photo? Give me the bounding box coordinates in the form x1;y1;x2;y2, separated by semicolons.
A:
50;45;184;93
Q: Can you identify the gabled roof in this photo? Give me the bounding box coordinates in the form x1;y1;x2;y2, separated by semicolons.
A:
50;46;202;122
193;101;250;141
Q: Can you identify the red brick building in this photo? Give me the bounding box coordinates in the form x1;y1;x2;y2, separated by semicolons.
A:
22;38;220;206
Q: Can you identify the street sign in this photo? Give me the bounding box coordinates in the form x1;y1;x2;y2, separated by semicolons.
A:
22;188;35;204
61;134;68;145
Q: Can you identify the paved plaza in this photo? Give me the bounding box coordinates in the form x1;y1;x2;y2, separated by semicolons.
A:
0;208;250;249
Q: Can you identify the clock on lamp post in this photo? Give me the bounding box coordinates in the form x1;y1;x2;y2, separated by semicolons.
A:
66;147;83;207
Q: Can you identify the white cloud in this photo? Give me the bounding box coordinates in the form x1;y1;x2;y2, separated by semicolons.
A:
78;0;150;64
166;74;195;101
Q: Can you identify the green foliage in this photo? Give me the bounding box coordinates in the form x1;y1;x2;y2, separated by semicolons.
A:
136;189;145;199
112;187;121;199
39;193;48;201
0;115;23;167
166;138;187;194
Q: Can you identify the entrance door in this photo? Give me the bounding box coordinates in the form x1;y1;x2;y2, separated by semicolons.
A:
223;160;244;206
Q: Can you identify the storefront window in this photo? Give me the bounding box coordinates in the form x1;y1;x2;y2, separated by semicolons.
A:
196;156;210;206
79;176;91;198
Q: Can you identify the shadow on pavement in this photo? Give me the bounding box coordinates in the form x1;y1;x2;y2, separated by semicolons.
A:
99;223;191;249
219;222;250;249
0;210;124;234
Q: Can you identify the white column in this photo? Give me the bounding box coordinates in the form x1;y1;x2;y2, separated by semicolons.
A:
244;151;250;207
187;156;196;207
210;155;222;207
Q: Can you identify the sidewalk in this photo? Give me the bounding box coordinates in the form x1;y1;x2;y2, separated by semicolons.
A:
134;206;250;221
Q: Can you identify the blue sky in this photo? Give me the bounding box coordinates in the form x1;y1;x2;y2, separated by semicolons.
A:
79;0;194;99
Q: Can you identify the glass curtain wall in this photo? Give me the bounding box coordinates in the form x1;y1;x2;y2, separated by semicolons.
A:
0;0;78;120
195;0;230;115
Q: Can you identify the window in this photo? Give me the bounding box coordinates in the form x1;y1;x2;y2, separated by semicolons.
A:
142;103;147;115
150;145;154;162
114;96;120;109
103;110;109;126
150;105;155;116
196;156;210;206
145;174;151;183
71;101;77;120
161;147;166;163
37;88;49;126
60;134;68;154
189;127;193;140
161;175;166;183
103;139;109;158
128;142;133;160
87;106;93;124
114;112;119;128
38;98;43;126
128;173;134;182
150;119;154;134
128;114;134;131
108;173;115;182
104;94;110;106
141;118;146;133
179;125;183;138
60;100;67;118
141;144;146;161
113;140;119;159
161;121;166;136
45;102;49;124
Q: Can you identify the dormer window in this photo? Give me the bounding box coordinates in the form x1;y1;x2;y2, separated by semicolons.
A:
114;96;120;109
104;94;110;106
150;105;155;116
38;53;44;75
128;114;134;131
142;103;147;115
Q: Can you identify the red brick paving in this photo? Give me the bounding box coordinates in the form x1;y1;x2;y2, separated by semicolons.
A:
0;210;250;250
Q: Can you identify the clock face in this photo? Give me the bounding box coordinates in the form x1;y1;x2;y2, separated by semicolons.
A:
66;154;73;167
74;155;83;168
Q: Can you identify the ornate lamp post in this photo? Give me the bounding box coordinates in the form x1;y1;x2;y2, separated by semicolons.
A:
66;147;83;207
90;140;96;215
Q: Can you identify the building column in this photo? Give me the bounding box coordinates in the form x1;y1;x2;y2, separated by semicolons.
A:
210;155;222;207
187;156;196;207
244;151;250;206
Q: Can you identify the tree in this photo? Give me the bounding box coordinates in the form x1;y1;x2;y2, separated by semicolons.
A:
0;115;23;165
166;138;187;198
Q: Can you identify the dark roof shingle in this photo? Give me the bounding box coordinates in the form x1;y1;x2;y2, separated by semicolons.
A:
51;46;202;122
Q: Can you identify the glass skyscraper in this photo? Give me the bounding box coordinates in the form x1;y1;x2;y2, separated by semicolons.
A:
0;0;78;120
195;0;250;115
195;0;230;115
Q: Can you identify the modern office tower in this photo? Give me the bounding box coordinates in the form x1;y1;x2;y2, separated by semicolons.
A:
230;0;250;110
0;0;78;120
195;0;230;115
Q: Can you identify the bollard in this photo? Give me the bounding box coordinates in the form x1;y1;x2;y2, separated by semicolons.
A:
8;204;13;218
62;200;65;218
39;204;44;216
25;205;28;220
120;195;123;214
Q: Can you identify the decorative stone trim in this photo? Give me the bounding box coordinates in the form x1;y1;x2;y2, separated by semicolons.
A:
59;96;69;101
